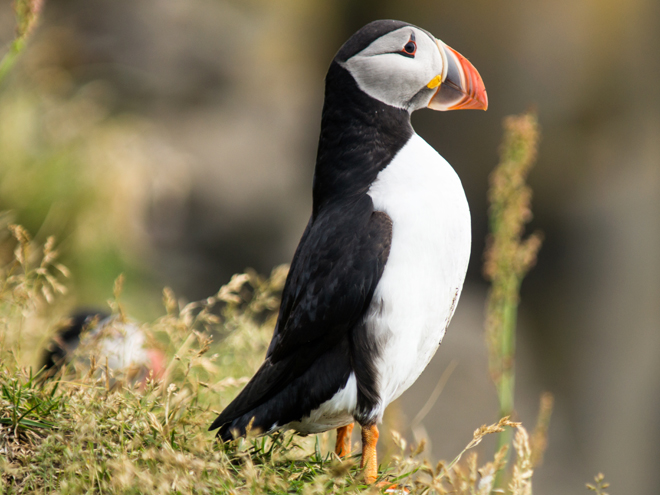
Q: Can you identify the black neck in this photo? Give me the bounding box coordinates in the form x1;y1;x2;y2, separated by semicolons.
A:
312;62;413;217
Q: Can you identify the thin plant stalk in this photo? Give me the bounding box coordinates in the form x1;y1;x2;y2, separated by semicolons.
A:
484;112;543;454
0;0;45;85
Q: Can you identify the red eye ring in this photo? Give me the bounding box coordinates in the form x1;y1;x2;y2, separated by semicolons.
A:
401;40;417;57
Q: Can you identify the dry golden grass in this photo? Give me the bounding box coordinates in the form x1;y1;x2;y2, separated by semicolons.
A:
0;219;537;494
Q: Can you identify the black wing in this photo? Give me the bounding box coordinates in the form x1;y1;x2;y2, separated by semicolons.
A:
210;194;392;437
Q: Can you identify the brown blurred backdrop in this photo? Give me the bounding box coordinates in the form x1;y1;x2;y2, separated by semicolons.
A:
1;0;659;493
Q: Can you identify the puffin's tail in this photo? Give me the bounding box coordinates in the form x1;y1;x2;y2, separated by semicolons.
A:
211;412;258;442
209;341;352;441
210;404;279;442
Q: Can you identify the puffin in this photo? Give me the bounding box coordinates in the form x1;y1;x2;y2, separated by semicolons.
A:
210;19;487;484
41;310;165;385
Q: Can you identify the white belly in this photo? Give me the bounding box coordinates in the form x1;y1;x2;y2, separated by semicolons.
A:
288;133;470;432
365;133;471;422
288;373;357;434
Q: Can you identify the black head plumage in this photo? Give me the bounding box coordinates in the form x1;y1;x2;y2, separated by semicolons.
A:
334;20;411;63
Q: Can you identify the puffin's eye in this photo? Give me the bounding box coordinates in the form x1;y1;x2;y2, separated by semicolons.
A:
401;40;417;58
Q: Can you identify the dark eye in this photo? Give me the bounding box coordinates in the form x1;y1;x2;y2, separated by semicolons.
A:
401;40;417;58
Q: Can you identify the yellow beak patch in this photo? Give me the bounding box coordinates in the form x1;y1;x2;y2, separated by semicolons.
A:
426;75;443;89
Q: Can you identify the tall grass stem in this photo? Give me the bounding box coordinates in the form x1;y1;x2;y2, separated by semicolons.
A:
0;0;44;86
484;112;543;461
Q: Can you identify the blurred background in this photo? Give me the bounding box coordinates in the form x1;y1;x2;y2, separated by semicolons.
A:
1;0;658;492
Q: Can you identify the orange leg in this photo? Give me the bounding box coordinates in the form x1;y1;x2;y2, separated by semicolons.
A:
335;422;354;457
360;424;379;484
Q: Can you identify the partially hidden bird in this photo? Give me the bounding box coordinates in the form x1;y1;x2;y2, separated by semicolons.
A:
41;310;165;386
209;19;487;484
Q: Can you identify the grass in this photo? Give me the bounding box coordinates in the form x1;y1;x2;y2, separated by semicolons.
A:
0;0;43;85
0;223;531;493
483;112;544;440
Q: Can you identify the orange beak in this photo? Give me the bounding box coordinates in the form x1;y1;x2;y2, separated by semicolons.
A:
428;41;488;111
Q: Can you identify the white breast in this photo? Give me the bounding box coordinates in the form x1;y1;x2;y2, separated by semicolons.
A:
287;133;470;434
365;133;471;422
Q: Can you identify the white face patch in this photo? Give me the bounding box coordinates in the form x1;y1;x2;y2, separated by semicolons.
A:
340;27;444;111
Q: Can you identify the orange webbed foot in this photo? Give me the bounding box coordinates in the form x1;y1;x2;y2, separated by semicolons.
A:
376;481;410;493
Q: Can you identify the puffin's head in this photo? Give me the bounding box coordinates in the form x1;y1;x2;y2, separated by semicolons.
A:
336;20;487;113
